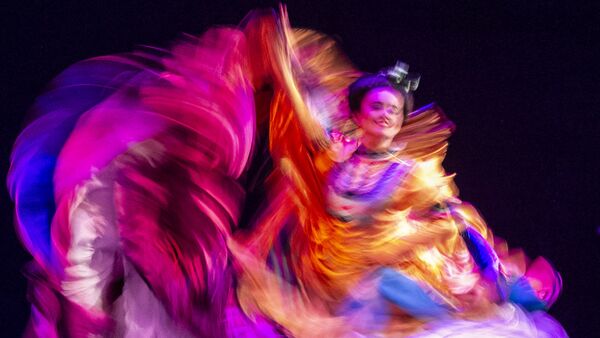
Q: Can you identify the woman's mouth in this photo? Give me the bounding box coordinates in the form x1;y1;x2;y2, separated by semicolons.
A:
376;120;391;127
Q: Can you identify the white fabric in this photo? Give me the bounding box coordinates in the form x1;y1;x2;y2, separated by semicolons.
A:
61;165;194;337
410;304;567;338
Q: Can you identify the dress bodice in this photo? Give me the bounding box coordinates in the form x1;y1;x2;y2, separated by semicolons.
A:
326;148;413;223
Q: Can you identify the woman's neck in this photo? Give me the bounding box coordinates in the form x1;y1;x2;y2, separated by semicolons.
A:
360;135;393;153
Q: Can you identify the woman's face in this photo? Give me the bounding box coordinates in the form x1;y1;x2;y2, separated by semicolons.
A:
355;87;405;140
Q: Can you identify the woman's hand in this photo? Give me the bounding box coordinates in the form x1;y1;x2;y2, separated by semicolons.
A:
327;130;359;162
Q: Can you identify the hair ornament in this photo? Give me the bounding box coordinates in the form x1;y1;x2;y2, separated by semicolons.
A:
381;61;421;93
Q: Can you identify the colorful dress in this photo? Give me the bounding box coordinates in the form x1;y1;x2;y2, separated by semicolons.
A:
8;7;565;337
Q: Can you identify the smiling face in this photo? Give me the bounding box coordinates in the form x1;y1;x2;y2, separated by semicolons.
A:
355;87;405;143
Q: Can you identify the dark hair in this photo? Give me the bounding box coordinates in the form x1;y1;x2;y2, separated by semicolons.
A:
348;74;414;119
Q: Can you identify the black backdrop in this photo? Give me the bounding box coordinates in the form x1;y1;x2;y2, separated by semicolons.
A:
1;1;598;336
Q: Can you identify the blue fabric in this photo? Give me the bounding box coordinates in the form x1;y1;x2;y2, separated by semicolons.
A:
7;58;146;271
377;268;449;318
509;277;548;311
461;227;497;274
461;227;508;301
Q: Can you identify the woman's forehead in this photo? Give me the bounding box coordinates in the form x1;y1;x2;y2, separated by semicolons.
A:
363;87;404;104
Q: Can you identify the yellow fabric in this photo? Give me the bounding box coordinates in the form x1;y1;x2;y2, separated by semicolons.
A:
228;8;524;336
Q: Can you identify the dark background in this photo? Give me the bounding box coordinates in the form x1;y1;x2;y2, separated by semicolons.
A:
1;0;598;336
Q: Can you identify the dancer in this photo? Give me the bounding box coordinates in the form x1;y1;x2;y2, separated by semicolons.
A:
8;7;565;337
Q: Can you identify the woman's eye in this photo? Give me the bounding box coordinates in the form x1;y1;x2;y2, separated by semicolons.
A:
371;103;383;110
